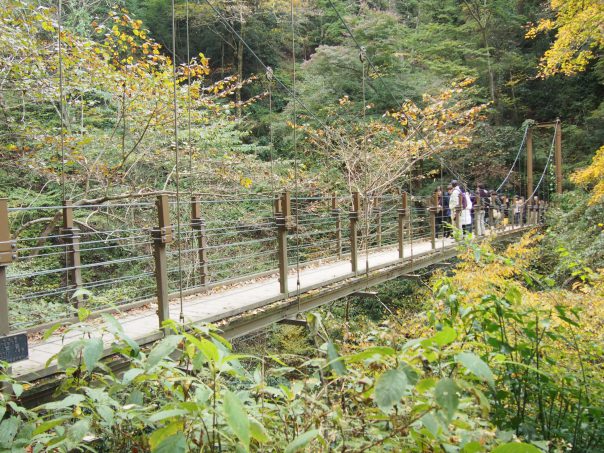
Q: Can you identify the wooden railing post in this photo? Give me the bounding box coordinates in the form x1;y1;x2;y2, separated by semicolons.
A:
456;193;463;231
376;196;382;250
276;192;288;295
397;192;408;259
349;192;360;273
191;197;209;287
429;193;437;249
508;200;514;229
0;199;13;336
61;200;83;308
473;193;481;236
152;194;173;328
331;193;342;259
489;194;496;232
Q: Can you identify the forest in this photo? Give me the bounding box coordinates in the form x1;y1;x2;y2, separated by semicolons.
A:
0;0;603;451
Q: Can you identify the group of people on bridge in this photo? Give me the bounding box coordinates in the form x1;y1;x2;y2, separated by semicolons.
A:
433;180;542;238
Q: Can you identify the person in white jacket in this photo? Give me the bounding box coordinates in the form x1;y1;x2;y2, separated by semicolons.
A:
461;188;473;235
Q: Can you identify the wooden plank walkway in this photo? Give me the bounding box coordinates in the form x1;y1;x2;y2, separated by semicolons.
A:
12;227;524;381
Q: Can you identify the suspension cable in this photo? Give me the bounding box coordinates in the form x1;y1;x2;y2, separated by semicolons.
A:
496;123;529;192
360;48;369;281
291;0;302;310
266;67;277;197
171;0;185;323
186;0;193;195
57;0;66;201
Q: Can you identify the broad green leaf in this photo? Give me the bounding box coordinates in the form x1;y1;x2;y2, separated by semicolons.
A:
398;362;419;385
122;368;144;385
249;417;269;443
435;378;459;421
153;432;186;453
148;409;188;423
455;352;495;387
420;413;440;437
146;335;183;370
183;333;219;363
326;341;346;376
347;346;395;363
284;429;321;453
492;442;542;453
32;417;68;436
101;313;124;334
42;323;62;341
432;326;457;346
83;338;104;372
223;390;250;448
149;422;183;451
11;383;23;398
0;417;19;445
374;369;407;413
462;441;484;452
57;340;85;369
67;419;90;443
36;394;85;411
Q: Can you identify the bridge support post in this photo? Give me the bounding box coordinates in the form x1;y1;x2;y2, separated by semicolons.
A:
349;192;360;273
508;200;514;230
429;193;437;249
61;201;83;309
473;194;481;237
376;196;382;250
152;194;173;329
0;199;13;336
276;192;289;295
191;197;209;287
489;194;495;233
397;192;408;259
331;193;342;259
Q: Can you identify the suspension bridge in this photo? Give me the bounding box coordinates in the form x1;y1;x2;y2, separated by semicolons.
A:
0;0;564;395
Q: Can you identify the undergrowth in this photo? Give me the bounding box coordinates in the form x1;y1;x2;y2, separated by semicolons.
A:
0;232;602;452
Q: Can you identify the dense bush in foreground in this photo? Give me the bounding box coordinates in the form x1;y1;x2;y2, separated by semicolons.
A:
1;233;602;452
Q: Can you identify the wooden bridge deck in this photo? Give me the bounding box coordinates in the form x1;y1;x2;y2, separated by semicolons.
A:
11;226;526;382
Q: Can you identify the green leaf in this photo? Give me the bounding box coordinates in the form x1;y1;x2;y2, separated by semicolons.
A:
83;338;104;372
149;422;183;451
374;369;407;413
284;429;321;453
249;417;269;443
326;341;346;376
122;368;144;385
153;432;186;453
462;441;484;452
146;335;183;370
504;287;522;305
491;442;542;453
67;419;90;443
435;378;459;421
223;390;250;448
42;323;62;341
183;333;219;363
77;306;91;322
11;383;23;398
32;417;68;436
148;409;188;423
36;394;85;411
432;326;457;346
57;340;85;369
0;417;19;446
347;346;395;363
455;352;495;387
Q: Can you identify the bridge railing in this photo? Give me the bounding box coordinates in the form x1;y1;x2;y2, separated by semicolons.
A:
0;192;547;336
